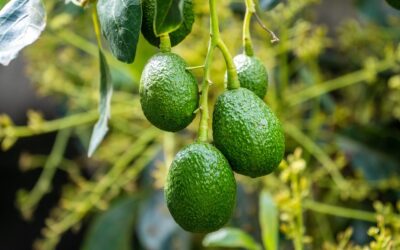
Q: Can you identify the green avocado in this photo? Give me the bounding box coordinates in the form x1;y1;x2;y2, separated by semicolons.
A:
232;54;268;99
212;88;285;178
165;142;236;233
386;0;400;10
141;0;195;47
140;52;199;132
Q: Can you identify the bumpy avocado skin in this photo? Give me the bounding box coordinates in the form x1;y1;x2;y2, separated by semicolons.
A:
140;52;199;132
212;88;285;178
141;0;195;47
165;142;236;233
233;54;268;99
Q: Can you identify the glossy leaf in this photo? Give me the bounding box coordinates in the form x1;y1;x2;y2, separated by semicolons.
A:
88;50;113;157
97;0;142;63
154;0;183;36
386;0;400;10
259;191;279;250
0;0;46;66
82;196;137;250
203;228;261;250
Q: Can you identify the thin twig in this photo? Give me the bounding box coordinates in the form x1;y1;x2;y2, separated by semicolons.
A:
254;13;280;43
186;65;205;70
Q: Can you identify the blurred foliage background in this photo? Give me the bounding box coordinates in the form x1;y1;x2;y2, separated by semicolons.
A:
1;0;400;249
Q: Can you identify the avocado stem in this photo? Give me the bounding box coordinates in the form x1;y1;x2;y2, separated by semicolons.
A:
159;33;172;53
243;0;255;57
91;6;103;49
198;0;241;142
209;0;240;90
217;41;240;90
197;42;215;142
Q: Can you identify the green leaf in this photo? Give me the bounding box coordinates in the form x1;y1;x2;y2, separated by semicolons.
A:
88;49;113;157
97;0;142;63
386;0;400;10
0;0;46;65
154;0;184;36
259;191;279;250
82;196;138;250
203;228;261;250
0;0;6;8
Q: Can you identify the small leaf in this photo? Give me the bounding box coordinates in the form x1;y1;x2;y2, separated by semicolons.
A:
0;0;46;66
203;228;261;250
82;196;138;250
259;191;279;250
154;0;184;36
88;49;113;157
97;0;142;63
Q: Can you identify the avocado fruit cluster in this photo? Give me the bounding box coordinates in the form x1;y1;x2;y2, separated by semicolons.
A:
140;51;237;233
139;50;284;232
139;32;284;232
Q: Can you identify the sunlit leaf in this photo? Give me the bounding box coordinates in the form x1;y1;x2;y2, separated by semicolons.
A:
0;0;6;8
203;228;261;250
0;0;46;66
97;0;142;63
82;196;138;250
88;49;113;157
154;0;183;36
259;191;279;250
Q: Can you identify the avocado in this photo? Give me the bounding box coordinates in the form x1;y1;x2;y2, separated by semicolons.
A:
232;54;268;99
140;52;199;132
141;0;195;47
165;142;236;233
212;88;285;178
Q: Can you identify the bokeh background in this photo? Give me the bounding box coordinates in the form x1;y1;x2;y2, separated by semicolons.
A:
1;0;400;249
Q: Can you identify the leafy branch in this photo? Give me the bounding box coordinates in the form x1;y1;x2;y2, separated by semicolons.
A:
35;128;160;250
17;128;72;219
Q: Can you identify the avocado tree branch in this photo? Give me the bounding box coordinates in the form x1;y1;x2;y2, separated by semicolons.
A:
91;6;102;49
197;41;215;142
209;0;240;90
197;0;241;141
243;0;255;56
0;105;131;140
18;129;72;219
283;122;348;190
